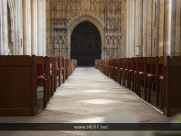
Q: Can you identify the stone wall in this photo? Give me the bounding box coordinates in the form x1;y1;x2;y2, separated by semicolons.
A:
0;0;180;57
46;0;123;59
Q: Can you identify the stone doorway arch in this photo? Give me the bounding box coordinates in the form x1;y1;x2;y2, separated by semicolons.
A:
71;21;101;66
67;12;104;59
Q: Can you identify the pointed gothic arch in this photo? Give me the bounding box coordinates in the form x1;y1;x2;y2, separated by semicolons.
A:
67;12;104;59
71;21;101;66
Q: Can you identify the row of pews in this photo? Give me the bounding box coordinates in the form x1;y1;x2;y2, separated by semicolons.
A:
0;55;76;116
95;56;181;116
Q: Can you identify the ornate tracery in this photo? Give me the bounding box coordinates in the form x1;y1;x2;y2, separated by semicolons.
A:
47;0;122;59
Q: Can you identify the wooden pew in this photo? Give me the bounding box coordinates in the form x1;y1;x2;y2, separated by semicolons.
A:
106;60;110;77
94;56;181;117
49;57;55;96
110;59;116;80
64;59;68;80
130;58;137;91
66;59;70;78
123;58;129;87
56;56;62;87
113;59;118;82
102;60;106;75
164;56;181;116
127;58;134;89
144;57;157;102
106;60;109;76
36;56;49;108
68;59;72;76
156;56;164;108
99;59;102;71
114;59;119;81
108;60;111;77
61;57;65;83
0;55;37;115
117;58;123;85
136;57;146;96
67;59;70;77
71;59;76;74
109;59;113;79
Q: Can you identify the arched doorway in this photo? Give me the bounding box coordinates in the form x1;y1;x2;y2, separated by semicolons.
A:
71;21;101;66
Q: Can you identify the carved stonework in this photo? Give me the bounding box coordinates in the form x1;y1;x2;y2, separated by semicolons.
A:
49;0;121;58
81;0;90;10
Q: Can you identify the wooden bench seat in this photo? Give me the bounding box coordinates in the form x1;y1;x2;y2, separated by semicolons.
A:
136;57;145;96
164;56;181;116
156;56;164;108
95;56;181;116
0;55;37;116
36;56;50;108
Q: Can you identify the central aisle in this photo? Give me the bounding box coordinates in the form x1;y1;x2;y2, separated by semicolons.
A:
0;67;170;136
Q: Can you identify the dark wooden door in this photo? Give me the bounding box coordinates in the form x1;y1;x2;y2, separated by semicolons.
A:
71;21;101;66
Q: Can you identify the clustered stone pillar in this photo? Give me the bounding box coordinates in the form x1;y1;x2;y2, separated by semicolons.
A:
23;0;31;55
139;0;143;57
131;0;135;57
15;0;23;55
175;0;181;56
1;0;8;55
120;0;127;58
164;0;172;56
159;0;164;56
125;0;175;57
142;0;148;57
31;0;37;55
126;0;131;57
42;0;46;56
135;0;143;57
0;0;2;55
37;0;43;56
147;0;152;57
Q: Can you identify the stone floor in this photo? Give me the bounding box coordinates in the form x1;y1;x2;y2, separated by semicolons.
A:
0;67;171;136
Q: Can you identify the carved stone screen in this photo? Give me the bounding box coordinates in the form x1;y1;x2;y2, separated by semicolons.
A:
71;21;101;66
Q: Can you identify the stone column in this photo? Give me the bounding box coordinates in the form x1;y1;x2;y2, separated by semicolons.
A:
46;0;52;56
135;0;143;57
147;0;152;57
164;0;172;56
120;0;126;58
23;0;31;55
15;0;23;55
126;0;130;57
170;0;176;56
0;0;2;55
175;0;181;56
31;0;37;55
155;1;160;56
37;0;43;56
135;0;139;56
1;0;8;55
131;0;135;57
143;0;148;57
158;0;164;56
126;0;132;57
42;0;46;56
139;0;143;57
152;0;157;56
